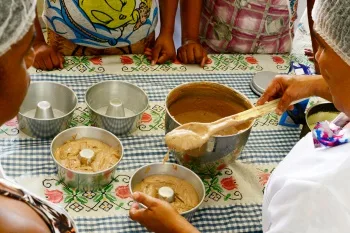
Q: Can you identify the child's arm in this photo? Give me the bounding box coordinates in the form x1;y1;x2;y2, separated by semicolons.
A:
149;0;179;65
33;9;64;71
177;0;208;67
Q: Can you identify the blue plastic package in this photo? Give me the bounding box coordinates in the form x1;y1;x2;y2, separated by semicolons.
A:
288;61;313;75
279;99;310;127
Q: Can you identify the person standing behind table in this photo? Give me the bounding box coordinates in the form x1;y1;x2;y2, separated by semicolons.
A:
305;0;321;74
0;0;77;232
178;0;299;66
128;0;350;232
33;0;178;70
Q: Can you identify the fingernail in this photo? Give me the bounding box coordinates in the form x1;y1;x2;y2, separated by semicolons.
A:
276;110;282;115
129;208;136;215
130;203;139;212
131;202;139;208
133;192;140;200
151;61;156;66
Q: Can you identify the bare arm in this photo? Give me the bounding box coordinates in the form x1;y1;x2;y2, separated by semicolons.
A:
258;75;332;114
32;8;64;70
180;0;202;43
0;195;51;233
307;0;320;74
177;0;208;66
159;0;179;37
34;9;46;45
312;75;333;101
149;0;179;64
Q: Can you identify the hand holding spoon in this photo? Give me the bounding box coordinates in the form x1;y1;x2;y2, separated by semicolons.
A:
165;99;303;152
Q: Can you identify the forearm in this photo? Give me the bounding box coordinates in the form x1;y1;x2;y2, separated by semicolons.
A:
34;9;46;44
311;75;332;101
173;220;201;233
307;0;320;74
159;0;179;36
180;0;202;43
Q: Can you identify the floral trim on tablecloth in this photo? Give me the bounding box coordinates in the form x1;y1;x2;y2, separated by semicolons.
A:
0;117;20;137
202;166;243;202
27;54;302;75
271;54;290;71
203;54;263;72
16;162;276;217
138;104;166;132
120;55;187;73
34;56;106;74
258;168;275;193
201;163;276;203
23;174;133;217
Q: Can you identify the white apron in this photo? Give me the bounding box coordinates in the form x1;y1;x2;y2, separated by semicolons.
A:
263;132;350;232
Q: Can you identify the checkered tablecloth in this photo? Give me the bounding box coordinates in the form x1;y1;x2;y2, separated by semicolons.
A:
0;73;301;233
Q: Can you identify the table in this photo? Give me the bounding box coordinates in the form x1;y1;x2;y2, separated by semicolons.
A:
1;66;310;232
0;9;319;231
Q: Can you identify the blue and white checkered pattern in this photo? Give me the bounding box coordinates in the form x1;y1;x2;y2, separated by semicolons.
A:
73;204;263;233
0;73;300;232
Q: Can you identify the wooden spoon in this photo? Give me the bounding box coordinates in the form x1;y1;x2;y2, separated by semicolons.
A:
165;99;302;151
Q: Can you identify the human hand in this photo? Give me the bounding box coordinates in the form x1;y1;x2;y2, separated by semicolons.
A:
33;41;64;70
177;40;208;67
146;33;176;66
129;192;200;233
257;75;324;114
304;48;314;62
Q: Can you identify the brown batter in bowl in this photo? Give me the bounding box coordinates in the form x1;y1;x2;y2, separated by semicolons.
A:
165;82;255;169
134;174;199;213
167;82;253;135
54;138;121;172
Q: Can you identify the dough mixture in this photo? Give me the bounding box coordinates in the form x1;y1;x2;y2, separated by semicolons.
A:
54;138;121;172
169;96;252;136
175;110;223;124
134;175;199;213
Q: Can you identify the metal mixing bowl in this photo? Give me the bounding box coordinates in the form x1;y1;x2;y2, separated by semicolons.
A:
18;82;77;138
165;82;254;174
85;81;149;135
299;102;340;138
51;126;124;191
129;163;205;221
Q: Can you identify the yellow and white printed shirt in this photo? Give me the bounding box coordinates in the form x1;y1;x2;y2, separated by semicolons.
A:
43;0;158;48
